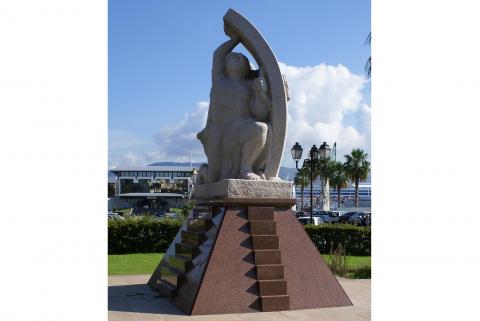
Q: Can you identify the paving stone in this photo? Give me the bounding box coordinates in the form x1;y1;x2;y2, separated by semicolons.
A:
108;275;370;321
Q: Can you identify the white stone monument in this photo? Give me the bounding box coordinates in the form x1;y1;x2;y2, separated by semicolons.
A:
195;9;292;202
149;10;352;315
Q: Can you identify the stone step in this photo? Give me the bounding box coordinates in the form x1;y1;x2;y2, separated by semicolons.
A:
187;218;213;232
167;255;193;274
192;207;212;219
249;221;276;235
256;264;284;280
248;207;274;221
257;279;287;296
260;295;290;312
254;250;282;265
252;235;279;250
156;279;177;299
160;266;183;288
175;242;200;260
181;230;206;247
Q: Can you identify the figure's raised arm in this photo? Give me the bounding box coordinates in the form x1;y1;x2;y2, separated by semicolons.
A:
212;34;240;81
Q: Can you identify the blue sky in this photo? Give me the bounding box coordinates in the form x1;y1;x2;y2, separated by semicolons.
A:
109;0;371;168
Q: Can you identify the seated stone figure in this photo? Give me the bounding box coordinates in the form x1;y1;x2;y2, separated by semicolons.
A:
197;32;272;184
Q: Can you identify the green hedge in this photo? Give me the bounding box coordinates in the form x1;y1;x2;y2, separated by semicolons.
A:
108;217;182;254
305;224;371;256
108;217;370;256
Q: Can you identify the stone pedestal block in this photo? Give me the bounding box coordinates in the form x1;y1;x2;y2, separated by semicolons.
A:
148;203;352;315
195;179;294;203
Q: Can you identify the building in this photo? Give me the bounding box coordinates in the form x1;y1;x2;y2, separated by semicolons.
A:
294;178;371;211
108;166;197;213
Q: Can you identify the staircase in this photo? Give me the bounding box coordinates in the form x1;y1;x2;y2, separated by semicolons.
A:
248;207;289;312
156;214;213;300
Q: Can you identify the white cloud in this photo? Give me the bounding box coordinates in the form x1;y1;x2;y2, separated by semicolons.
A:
280;62;370;164
152;101;209;163
110;62;371;168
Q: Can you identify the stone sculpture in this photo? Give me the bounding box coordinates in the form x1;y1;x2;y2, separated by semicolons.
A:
149;10;352;315
196;9;288;184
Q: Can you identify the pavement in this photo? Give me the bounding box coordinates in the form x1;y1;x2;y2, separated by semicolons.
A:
108;275;370;321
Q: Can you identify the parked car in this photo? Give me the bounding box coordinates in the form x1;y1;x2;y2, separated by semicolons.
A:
350;212;370;226
361;214;371;226
295;211;306;218
338;211;357;223
108;212;124;220
364;212;371;226
297;216;324;226
165;212;180;219
313;211;339;224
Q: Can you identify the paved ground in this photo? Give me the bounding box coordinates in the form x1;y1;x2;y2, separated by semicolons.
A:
108;275;370;321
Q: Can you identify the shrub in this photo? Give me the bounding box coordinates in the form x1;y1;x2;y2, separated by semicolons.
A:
304;224;371;256
327;243;349;276
108;216;371;256
108;216;182;254
349;265;371;279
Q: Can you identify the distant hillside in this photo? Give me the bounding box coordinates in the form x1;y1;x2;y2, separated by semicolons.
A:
278;167;297;181
149;161;204;167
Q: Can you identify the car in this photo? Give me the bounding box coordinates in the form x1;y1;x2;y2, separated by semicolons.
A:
331;211;348;217
108;212;124;220
165;212;180;219
350;212;370;226
361;214;371;226
314;211;340;224
295;211;306;218
297;216;324;225
338;211;357;223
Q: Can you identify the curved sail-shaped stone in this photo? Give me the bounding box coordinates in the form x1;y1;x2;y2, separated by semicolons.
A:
223;9;287;179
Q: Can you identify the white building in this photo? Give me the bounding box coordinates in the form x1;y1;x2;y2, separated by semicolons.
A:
108;166;197;213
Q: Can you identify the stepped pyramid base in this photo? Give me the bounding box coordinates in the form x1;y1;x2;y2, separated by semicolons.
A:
148;200;352;315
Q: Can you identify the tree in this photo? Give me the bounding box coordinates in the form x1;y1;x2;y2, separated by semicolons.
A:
294;167;310;212
343;149;371;208
329;161;349;209
365;32;371;78
312;158;337;210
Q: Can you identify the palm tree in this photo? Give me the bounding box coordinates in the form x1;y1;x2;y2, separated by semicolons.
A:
343;149;371;208
365;32;371;78
294;167;310;212
329;161;349;209
312;158;337;210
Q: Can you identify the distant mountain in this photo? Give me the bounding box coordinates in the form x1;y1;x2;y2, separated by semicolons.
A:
149;161;205;167
278;167;297;181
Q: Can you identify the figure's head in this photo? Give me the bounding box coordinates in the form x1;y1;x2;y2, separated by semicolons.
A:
225;52;250;79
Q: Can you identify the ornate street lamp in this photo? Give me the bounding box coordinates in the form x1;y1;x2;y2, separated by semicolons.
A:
307;145;319;222
291;142;321;223
310;145;319;161
319;142;331;160
292;141;335;223
291;142;303;169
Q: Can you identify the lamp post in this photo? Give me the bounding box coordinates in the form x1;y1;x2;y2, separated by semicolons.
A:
292;141;335;221
318;142;332;210
291;142;320;223
308;145;319;221
190;168;198;199
290;142;303;169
